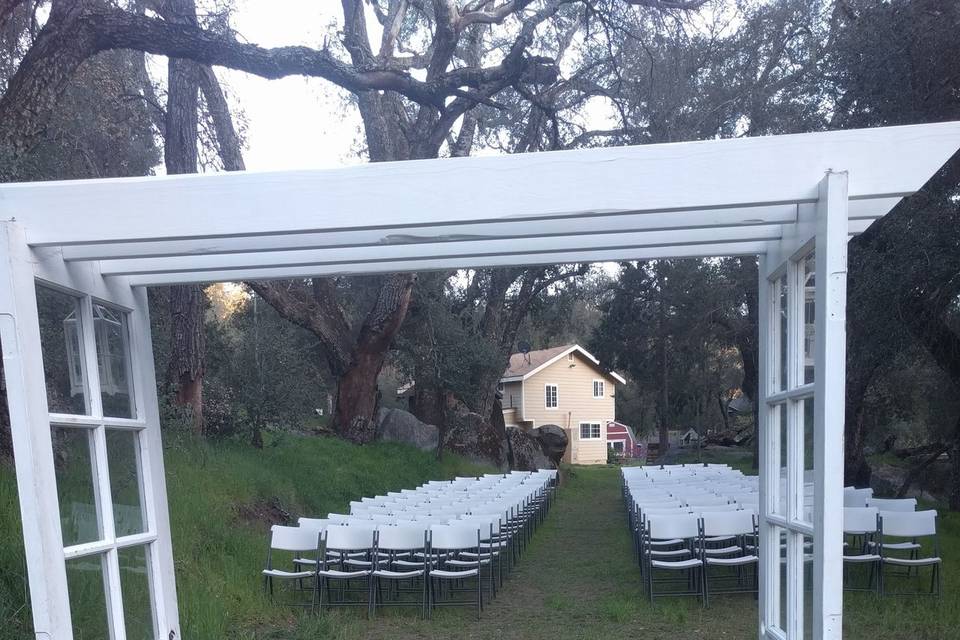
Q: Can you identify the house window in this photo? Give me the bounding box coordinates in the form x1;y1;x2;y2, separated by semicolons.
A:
545;384;558;408
608;440;624;452
567;353;574;362
593;379;604;398
579;422;601;439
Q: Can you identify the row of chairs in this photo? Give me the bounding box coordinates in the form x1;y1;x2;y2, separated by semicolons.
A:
624;465;760;604
623;465;944;603
262;469;558;618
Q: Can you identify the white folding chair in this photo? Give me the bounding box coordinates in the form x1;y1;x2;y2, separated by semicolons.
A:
642;513;704;604
428;524;484;620
878;510;942;597
262;525;320;610
700;511;758;605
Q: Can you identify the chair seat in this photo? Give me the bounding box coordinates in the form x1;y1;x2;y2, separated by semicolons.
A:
650;548;690;558
263;568;314;579
373;568;424;579
649;538;683;547
651;558;703;570
883;556;941;567
707;554;758;567
293;557;317;566
868;541;921;551
447;558;490;567
704;535;736;544
843;554;881;563
431;568;480;579
702;545;743;556
318;568;370;579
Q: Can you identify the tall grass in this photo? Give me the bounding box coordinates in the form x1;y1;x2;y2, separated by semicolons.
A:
0;432;490;639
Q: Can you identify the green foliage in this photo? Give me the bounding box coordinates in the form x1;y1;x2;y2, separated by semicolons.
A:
0;434;490;639
202;290;332;439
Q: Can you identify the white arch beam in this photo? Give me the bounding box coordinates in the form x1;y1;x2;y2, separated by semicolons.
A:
3;123;957;247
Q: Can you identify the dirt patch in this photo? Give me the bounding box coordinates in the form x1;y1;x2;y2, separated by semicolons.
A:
234;496;292;529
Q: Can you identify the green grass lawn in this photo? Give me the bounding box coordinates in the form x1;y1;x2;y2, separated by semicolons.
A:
2;439;958;639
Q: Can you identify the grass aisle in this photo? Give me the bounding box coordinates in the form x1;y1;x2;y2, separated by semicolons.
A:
325;465;755;640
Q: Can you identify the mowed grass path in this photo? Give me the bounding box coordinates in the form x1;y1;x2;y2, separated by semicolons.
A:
296;465;960;640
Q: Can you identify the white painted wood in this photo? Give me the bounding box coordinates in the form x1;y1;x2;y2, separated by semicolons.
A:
120;241;768;286
2;123;955;247
98;226;783;277
757;254;777;640
0;222;74;639
130;285;180;639
60;206;799;261
58;197;894;262
812;172;848;640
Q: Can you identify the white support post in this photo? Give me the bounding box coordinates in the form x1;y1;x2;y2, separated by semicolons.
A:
812;171;848;640
0;222;74;639
757;255;777;639
130;286;181;639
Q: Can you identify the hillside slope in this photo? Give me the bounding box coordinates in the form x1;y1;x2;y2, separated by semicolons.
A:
0;433;490;639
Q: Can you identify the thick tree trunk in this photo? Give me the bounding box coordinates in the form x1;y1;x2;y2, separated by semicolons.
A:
333;274;415;443
163;0;205;434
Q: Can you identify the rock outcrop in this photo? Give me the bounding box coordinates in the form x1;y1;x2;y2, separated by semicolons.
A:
374;408;439;452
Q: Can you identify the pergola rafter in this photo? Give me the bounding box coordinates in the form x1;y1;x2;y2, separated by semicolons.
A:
2;121;960;640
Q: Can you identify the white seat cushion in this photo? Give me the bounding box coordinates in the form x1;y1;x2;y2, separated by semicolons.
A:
883;556;941;567
317;568;370;578
707;555;758;567
263;568;314;579
373;568;424;579
431;568;480;579
651;558;702;570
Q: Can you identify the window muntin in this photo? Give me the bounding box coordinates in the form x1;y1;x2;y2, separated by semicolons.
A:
579;422;601;439
545;384;558;408
593;380;604;398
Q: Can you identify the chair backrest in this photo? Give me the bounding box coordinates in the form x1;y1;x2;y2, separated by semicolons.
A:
430;524;480;551
646;513;699;540
843;487;872;508
691;503;740;514
270;525;320;552
842;507;878;534
298;517;329;533
701;510;755;537
324;525;375;551
867;497;916;512
880;510;937;538
376;525;427;551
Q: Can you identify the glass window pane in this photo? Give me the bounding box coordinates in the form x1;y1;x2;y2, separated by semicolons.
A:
118;545;156;640
53;427;102;546
106;429;146;537
94;304;136;419
803;252;816;385
776;273;788;392
802;397;815;527
66;554;110;640
36;284;88;415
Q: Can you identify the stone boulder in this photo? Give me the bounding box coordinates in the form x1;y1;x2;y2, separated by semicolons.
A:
533;424;568;467
507;428;552;471
375;408;439;452
443;411;510;470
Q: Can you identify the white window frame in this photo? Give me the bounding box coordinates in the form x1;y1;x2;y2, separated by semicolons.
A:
592;379;605;398
544;384;558;409
579;422;601;440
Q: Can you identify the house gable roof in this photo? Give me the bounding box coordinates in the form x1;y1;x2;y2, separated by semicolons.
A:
500;344;627;385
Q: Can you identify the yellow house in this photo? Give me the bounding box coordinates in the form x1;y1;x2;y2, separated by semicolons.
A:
499;344;626;465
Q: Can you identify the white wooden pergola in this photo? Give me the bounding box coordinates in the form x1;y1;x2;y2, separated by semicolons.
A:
2;122;960;640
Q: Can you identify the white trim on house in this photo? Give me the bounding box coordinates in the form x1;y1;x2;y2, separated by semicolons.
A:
592;379;605;398
544;383;558;409
578;421;602;440
502;344;627;385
